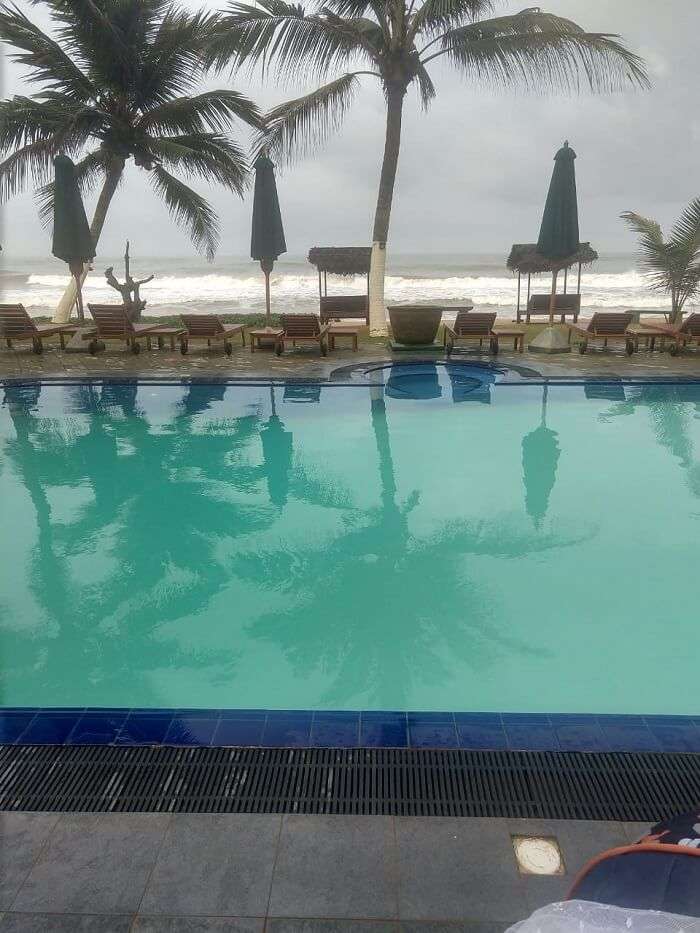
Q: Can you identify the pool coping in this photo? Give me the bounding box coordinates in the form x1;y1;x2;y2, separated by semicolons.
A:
3;371;700;754
2;708;700;753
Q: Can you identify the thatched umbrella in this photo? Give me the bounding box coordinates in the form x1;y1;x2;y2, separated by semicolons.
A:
51;155;95;323
251;154;286;325
537;141;579;323
521;384;560;528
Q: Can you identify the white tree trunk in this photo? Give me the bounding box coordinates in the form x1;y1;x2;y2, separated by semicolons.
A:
52;264;90;323
369;241;388;336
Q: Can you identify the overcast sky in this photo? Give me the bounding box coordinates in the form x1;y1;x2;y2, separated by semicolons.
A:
1;0;698;259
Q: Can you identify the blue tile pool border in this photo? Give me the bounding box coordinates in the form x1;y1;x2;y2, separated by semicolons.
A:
3;708;700;752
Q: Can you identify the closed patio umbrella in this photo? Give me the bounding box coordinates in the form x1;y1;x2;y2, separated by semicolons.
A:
537;141;579;324
251;154;286;325
52;155;95;323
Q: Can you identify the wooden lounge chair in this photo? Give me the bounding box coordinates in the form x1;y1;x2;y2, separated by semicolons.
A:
179;314;246;356
444;311;499;355
276;314;330;356
520;293;581;324
569;313;636;355
641;313;700;356
87;303;171;354
319;295;369;326
0;303;78;353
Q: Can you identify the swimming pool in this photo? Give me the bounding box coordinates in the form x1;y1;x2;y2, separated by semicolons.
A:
1;368;699;724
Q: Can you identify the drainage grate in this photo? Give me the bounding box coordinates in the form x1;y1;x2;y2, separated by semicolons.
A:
1;745;698;820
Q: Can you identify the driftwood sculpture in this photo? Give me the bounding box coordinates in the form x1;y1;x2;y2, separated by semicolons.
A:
104;241;154;321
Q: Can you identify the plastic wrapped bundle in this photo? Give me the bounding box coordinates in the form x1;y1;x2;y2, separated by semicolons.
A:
507;899;700;933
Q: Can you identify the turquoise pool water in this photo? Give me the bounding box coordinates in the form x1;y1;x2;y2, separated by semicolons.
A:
1;371;699;714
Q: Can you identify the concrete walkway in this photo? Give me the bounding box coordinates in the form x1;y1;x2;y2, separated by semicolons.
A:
0;812;647;930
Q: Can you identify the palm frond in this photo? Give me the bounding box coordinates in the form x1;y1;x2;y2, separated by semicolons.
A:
148;133;249;195
150;164;220;260
254;71;361;162
0;138;60;201
137;5;216;107
620;210;670;292
414;61;436;108
138;89;262;134
207;0;373;83
0;2;95;99
424;11;649;93
621;207;700;314
669;197;700;254
409;0;493;41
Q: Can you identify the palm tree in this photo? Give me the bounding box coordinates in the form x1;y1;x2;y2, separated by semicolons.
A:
622;199;700;327
0;0;261;320
207;0;648;334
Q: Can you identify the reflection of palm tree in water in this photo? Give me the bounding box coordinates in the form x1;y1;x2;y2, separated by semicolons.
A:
1;383;276;705
236;385;583;709
522;384;561;529
596;383;700;497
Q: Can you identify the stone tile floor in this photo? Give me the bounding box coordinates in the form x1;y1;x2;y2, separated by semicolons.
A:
2;336;700;382
0;812;648;930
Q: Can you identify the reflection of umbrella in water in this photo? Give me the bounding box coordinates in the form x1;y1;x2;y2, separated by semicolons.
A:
52;155;95;323
522;384;560;528
260;386;293;507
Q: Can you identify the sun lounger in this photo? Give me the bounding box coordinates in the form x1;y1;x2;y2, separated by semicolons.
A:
568;312;636;355
319;295;369;326
519;293;581;324
87;303;171;354
0;303;79;353
276;314;330;356
640;313;700;356
444;311;500;355
179;314;246;356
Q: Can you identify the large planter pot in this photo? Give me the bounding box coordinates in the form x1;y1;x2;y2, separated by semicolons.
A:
388;304;443;345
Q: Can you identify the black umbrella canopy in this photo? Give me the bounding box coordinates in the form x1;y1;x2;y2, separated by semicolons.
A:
251;154;286;325
52;155;95;267
52;155;95;323
536;141;579;261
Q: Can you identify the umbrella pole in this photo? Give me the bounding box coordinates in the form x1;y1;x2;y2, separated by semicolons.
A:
264;268;271;326
71;263;85;324
548;270;558;325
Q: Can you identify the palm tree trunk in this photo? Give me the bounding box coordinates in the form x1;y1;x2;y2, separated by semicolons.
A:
369;82;406;336
52;157;125;324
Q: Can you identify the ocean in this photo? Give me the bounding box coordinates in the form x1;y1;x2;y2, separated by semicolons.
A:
0;252;675;319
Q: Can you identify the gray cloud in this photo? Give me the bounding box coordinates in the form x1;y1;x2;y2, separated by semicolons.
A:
1;0;698;260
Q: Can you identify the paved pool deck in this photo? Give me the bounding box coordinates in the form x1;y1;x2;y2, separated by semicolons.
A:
0;812;649;931
2;331;700;382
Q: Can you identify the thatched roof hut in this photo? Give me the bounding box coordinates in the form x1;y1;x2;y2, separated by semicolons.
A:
507;242;598;275
308;246;371;276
